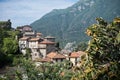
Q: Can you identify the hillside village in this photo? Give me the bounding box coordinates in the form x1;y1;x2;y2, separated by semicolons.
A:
0;17;120;80
1;0;120;79
17;25;86;66
0;19;87;67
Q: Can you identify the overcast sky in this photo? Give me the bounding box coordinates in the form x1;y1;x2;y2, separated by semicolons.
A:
0;0;79;28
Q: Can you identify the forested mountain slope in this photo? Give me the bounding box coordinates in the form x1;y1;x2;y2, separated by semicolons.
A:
31;0;120;46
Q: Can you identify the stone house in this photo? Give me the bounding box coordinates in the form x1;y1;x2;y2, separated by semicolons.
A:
19;37;30;55
38;52;66;63
22;25;32;32
39;57;52;63
38;39;56;58
18;26;57;61
19;35;56;60
29;37;43;60
46;52;57;59
17;25;32;32
36;32;42;38
17;25;35;40
23;30;36;38
69;51;86;66
52;54;66;63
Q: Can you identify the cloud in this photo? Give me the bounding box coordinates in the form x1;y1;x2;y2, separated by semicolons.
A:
0;0;78;28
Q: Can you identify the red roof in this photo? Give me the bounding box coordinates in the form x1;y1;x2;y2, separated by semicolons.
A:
40;57;52;62
29;37;40;41
53;54;66;59
19;37;29;41
39;39;55;44
69;51;86;58
47;52;57;58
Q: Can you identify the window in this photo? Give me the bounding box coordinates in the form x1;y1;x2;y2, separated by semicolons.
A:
35;53;37;56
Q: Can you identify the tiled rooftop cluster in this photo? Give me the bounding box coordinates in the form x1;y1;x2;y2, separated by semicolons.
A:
18;25;56;60
18;25;86;66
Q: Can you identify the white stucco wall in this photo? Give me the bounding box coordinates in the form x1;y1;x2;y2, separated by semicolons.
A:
29;41;38;48
38;44;46;48
69;58;76;66
31;52;40;60
21;49;26;55
19;40;29;55
19;40;29;48
40;49;46;58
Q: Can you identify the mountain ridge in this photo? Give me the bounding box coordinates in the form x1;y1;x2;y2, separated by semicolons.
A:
31;0;120;46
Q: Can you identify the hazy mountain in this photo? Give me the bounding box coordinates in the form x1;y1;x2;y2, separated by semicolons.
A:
31;0;120;46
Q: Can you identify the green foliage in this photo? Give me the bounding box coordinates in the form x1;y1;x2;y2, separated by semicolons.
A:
25;48;31;59
14;58;73;80
86;17;120;63
0;29;20;68
19;58;39;80
84;17;120;79
35;61;73;80
2;38;18;54
71;17;120;80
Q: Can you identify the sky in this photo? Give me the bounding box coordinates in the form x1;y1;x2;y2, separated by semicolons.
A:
0;0;79;28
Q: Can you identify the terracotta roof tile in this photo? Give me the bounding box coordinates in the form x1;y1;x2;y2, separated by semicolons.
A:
53;54;66;59
29;37;40;41
39;39;55;44
19;37;29;41
40;57;52;62
47;52;57;58
69;51;86;58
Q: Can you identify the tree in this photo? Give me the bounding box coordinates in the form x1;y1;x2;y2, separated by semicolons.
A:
71;17;120;80
0;28;9;53
0;29;20;68
2;38;18;55
25;48;31;59
14;58;74;80
86;17;120;63
85;17;120;79
0;28;3;53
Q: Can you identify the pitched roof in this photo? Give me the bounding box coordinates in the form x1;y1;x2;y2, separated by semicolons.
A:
69;51;86;58
22;25;32;28
29;37;40;41
40;57;52;62
53;54;66;59
47;52;57;58
19;37;29;41
39;39;55;44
